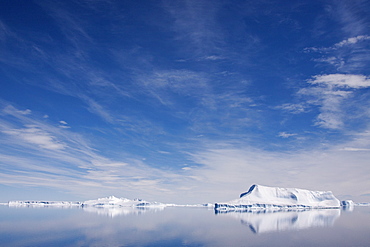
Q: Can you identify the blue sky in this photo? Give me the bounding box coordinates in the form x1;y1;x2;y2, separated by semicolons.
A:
1;0;370;204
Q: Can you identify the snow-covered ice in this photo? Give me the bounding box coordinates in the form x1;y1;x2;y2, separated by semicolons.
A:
215;184;341;211
82;196;166;208
7;196;167;209
5;196;214;209
6;186;368;212
7;200;82;208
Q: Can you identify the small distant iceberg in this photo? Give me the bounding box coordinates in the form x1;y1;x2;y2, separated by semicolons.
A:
341;200;355;211
82;196;166;208
215;184;341;212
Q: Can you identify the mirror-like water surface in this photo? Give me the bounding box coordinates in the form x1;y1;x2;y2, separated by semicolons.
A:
1;206;370;247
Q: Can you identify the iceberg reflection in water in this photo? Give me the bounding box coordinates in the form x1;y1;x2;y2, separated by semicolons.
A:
82;206;165;217
216;209;341;234
1;206;370;246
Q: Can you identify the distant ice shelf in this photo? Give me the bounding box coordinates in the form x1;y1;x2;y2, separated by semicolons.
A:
4;186;369;211
5;196;214;209
8;200;82;208
355;202;370;206
215;184;341;212
6;196;166;208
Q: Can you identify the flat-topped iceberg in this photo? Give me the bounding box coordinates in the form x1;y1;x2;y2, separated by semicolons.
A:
215;184;341;211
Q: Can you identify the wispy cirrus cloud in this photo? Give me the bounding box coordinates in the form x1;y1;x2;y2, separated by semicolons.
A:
0;103;194;201
162;0;224;56
0;1;131;126
182;134;370;202
2;101;370;203
137;69;210;107
305;34;370;73
334;35;370;47
278;132;297;138
298;76;361;130
134;67;260;138
0;20;13;42
2;125;66;150
306;35;370;52
36;0;93;51
287;30;370;130
280;73;370;130
276;103;308;114
332;0;370;37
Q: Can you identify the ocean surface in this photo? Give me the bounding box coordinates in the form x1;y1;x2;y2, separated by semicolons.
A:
1;205;370;246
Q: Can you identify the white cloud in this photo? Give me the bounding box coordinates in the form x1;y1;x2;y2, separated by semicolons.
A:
299;85;351;129
58;120;70;129
81;95;114;123
315;112;344;129
202;55;224;61
2;125;66;150
304;34;370;73
334;35;370;47
342;147;370;151
183;137;370;202
278;132;297;138
295;74;370;129
314;56;345;69
309;74;370;89
277;103;307;114
1;102;370;203
0;104;185;201
3;105;32;116
18;109;32;115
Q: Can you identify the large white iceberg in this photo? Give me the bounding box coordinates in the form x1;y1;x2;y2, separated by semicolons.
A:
215;184;341;211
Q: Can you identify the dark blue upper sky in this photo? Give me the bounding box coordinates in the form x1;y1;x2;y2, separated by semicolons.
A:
1;0;370;203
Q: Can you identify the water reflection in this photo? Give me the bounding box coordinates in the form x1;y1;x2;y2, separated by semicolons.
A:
216;209;341;233
82;206;165;217
1;206;370;247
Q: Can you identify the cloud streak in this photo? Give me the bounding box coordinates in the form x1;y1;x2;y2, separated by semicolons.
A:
309;74;370;88
163;0;224;56
2;125;66;150
335;35;370;47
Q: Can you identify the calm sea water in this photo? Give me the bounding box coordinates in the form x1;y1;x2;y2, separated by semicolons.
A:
1;205;370;247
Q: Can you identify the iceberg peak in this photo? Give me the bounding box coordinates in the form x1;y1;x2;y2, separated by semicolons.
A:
240;184;258;198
